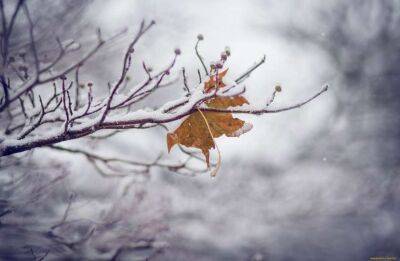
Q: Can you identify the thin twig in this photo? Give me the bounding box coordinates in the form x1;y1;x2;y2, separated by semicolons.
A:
234;55;266;83
182;67;190;95
61;78;69;133
195;39;209;76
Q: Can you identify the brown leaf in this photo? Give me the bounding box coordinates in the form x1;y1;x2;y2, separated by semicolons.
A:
167;69;252;167
205;95;248;109
167;110;247;166
204;69;228;93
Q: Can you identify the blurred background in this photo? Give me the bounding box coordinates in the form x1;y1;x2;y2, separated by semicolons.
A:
1;0;399;260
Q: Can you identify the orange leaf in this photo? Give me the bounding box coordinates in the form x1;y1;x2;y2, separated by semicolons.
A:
205;95;248;109
167;111;248;166
166;69;252;167
204;69;228;93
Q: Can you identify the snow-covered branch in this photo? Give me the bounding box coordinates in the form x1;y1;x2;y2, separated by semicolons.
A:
0;3;328;172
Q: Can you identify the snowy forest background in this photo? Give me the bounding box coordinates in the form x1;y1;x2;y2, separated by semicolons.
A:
1;0;399;260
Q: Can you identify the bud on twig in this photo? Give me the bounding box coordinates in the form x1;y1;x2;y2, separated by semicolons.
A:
174;48;181;55
220;52;227;61
225;46;231;56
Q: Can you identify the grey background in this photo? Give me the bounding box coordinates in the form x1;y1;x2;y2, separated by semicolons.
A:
1;0;399;260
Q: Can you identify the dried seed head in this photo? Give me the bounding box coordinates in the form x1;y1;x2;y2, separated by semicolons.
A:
220;52;227;61
174;48;181;55
275;85;282;92
197;34;204;41
224;46;231;56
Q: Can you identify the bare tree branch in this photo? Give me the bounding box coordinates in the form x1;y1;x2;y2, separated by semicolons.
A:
0;9;328;180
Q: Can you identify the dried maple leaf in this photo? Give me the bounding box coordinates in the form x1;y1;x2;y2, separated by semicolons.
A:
204;69;228;92
167;69;252;167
